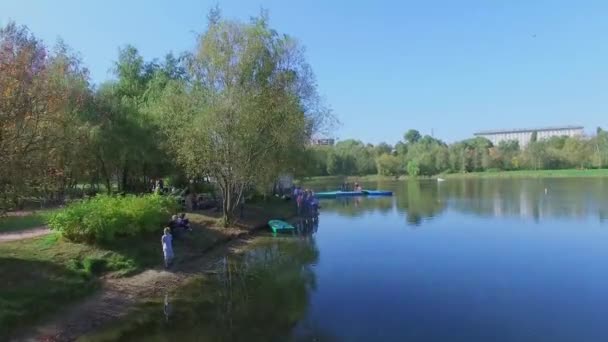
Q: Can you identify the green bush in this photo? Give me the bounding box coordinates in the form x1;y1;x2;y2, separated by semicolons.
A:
83;257;107;275
48;194;177;243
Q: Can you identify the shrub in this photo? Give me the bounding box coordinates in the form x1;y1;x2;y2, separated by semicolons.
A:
48;194;177;243
406;160;420;177
83;257;107;275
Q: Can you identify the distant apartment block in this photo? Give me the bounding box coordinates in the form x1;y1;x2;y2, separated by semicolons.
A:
311;138;335;146
474;126;584;147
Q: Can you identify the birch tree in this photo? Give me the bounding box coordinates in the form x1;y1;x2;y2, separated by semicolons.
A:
156;11;331;225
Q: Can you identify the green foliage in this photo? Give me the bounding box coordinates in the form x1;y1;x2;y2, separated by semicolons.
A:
592;129;608;168
48;194;177;243
301;129;608;178
83;257;107;276
374;142;393;156
150;11;331;225
321;140;377;176
376;154;401;176
404;129;422;144
406;160;420;177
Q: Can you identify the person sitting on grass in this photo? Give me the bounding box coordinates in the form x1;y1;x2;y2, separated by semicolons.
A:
162;227;174;269
178;213;192;231
168;215;180;235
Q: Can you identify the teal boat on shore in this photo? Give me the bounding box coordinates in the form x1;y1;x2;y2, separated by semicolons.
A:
268;219;295;233
315;190;393;198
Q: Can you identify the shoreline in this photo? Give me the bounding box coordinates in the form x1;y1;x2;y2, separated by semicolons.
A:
299;169;608;183
8;203;296;342
19;235;262;342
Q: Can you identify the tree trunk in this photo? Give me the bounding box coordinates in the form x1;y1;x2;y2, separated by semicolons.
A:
121;164;128;193
97;153;112;194
222;188;231;227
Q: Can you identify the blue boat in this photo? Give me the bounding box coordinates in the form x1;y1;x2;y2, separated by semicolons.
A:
362;190;393;196
315;190;392;198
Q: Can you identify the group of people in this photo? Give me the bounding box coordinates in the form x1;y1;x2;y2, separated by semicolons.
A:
169;213;191;234
293;186;319;216
340;182;363;191
161;213;192;268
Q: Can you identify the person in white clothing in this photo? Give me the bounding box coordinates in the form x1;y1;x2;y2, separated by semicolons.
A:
161;227;174;268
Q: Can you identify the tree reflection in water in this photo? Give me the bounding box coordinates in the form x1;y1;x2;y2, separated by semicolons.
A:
310;178;608;227
80;238;322;342
319;196;393;217
396;180;446;226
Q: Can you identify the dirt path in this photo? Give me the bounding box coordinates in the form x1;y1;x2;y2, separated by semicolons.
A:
0;227;50;243
16;235;256;342
11;203;295;341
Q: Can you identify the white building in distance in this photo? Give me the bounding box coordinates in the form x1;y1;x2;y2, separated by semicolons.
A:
310;138;335;146
474;126;584;147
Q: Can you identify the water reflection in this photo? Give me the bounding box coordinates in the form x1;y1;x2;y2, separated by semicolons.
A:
438;178;608;222
163;292;171;323
396;180;446;226
319;196;393;217
80;238;320;342
295;216;319;236
315;178;608;226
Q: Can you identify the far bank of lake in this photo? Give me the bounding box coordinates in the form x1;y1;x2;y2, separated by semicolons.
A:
300;168;608;184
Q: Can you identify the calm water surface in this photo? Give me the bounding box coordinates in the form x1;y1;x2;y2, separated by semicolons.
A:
82;178;608;342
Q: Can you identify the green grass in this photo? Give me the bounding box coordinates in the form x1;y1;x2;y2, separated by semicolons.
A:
0;199;293;339
301;169;608;183
0;209;58;233
0;234;99;339
442;169;608;179
0;228;225;339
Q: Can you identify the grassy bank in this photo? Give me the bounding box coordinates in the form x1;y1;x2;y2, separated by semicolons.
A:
0;209;58;233
442;169;608;179
299;175;402;183
300;169;608;184
0;198;293;340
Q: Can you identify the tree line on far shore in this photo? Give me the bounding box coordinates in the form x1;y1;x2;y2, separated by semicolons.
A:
0;8;332;224
303;128;608;177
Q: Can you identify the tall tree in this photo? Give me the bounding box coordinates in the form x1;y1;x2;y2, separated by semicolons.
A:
158;11;330;224
592;128;608;168
374;142;393;156
404;129;422;144
0;22;91;210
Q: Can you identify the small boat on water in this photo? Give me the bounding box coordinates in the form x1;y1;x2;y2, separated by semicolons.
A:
268;219;295;233
315;190;393;198
362;190;393;196
437;178;445;182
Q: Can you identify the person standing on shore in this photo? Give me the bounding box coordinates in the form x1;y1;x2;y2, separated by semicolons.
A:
296;191;304;216
162;227;174;268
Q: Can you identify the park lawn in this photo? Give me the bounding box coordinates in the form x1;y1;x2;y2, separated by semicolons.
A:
0;209;58;233
0;234;100;339
0;228;229;339
442;169;608;179
0;198;294;339
301;169;608;183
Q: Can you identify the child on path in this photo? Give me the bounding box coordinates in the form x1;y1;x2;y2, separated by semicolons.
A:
162;227;174;268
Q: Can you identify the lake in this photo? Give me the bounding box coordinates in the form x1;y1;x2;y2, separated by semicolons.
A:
81;178;608;342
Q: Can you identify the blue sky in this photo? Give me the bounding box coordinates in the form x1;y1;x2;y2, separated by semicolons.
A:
1;0;607;143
